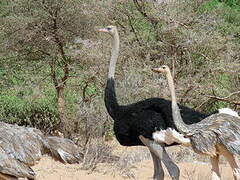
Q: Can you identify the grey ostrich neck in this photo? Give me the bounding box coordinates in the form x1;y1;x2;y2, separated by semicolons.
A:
166;71;191;134
104;29;120;119
108;30;119;79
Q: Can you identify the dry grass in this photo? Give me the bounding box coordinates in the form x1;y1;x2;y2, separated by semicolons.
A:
81;139;118;171
79;139;230;179
80;139;151;178
111;146;151;178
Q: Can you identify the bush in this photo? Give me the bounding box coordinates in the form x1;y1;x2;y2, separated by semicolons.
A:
0;0;239;140
0;94;59;133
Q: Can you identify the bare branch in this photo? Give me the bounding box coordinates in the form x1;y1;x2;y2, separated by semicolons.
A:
206;91;240;106
133;0;159;26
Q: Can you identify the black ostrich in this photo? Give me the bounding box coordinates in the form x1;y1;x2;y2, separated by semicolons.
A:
97;25;234;180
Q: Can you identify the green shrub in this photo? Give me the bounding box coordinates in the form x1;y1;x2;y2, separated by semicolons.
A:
0;94;59;133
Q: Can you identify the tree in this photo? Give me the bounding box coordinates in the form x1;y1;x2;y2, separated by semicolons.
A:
1;0;99;135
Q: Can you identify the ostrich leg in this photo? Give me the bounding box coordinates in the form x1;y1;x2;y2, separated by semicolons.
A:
140;135;180;180
221;149;240;180
228;155;240;180
140;135;164;180
162;147;180;180
210;155;221;180
150;151;163;179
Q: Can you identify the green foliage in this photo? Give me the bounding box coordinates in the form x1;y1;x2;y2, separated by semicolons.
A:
0;0;10;17
199;0;240;12
217;73;231;89
85;84;97;96
64;87;80;114
0;0;105;135
0;95;29;121
0;93;59;133
198;0;240;42
220;0;240;8
198;0;220;12
190;52;205;68
0;0;239;138
115;1;159;43
205;99;229;112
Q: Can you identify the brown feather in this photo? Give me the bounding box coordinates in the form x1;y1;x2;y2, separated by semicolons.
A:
0;122;82;179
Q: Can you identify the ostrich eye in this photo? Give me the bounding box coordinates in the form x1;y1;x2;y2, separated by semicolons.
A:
162;66;166;69
106;27;112;31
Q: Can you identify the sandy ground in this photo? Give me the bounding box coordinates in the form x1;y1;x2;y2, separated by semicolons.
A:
33;155;233;180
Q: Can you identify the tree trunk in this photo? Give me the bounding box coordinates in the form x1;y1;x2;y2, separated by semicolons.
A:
56;86;65;130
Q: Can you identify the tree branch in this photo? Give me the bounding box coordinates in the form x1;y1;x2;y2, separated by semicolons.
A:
51;6;69;89
206;91;240;106
133;0;159;26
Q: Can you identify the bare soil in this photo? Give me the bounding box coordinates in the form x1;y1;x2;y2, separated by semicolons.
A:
33;157;233;180
32;143;233;180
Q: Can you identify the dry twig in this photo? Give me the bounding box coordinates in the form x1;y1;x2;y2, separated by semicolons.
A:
206;91;240;106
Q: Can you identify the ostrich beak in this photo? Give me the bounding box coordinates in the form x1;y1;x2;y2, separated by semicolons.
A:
97;28;108;33
152;67;162;73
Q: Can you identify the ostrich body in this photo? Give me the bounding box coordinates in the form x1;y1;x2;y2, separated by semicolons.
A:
153;65;240;180
97;25;226;180
0;121;81;180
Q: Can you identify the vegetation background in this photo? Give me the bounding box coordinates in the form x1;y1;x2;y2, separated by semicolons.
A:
0;0;239;172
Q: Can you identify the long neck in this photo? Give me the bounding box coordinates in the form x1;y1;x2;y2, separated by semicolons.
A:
108;31;119;79
105;78;119;118
105;31;120;118
166;71;190;134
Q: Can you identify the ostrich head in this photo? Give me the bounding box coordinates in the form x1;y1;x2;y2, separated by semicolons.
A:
152;65;170;74
97;25;117;36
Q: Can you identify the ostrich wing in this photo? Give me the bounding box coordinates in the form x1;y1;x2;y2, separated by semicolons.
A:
189;114;240;156
210;114;240;155
0;122;44;166
0;147;35;179
0;121;82;178
45;136;82;164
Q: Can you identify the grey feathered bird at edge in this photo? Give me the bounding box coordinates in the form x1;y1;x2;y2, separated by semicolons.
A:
0;121;82;180
152;65;240;180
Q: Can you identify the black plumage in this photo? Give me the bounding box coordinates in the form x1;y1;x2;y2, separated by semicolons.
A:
98;25;218;180
105;78;214;146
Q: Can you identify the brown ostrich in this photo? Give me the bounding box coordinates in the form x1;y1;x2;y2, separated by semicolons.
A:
152;65;240;180
0;122;81;180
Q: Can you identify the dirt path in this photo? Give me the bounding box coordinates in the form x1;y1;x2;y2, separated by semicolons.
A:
33;156;233;180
